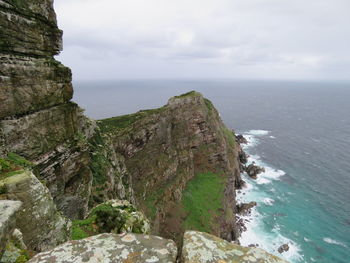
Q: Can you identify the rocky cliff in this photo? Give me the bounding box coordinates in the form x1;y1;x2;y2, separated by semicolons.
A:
97;91;244;243
0;1;290;262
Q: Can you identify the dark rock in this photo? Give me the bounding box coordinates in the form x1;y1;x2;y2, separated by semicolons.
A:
278;244;290;253
246;162;265;179
237;202;257;215
236;134;248;144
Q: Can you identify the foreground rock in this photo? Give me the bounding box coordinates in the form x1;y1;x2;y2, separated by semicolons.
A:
28;233;177;263
246;162;265;179
0;170;71;252
182;231;289;263
0;200;22;257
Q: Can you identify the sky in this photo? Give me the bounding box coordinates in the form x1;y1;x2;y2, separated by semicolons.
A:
54;0;350;81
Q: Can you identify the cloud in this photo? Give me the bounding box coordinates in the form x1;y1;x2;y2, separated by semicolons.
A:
54;0;350;80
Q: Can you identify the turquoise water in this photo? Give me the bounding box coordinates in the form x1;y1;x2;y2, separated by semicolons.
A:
73;79;350;263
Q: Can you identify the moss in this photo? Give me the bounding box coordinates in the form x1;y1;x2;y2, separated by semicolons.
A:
182;172;225;232
6;153;33;168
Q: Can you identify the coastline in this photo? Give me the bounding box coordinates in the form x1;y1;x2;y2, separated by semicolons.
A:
235;130;303;263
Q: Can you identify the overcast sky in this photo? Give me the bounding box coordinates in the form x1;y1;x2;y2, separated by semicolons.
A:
54;0;350;81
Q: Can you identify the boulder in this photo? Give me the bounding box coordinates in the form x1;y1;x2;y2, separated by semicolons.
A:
278;244;290;254
28;233;177;263
181;231;289;263
236;134;248;144
246;162;265;179
0;200;22;257
0;170;71;252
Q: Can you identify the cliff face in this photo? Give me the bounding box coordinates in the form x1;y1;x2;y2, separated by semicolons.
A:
98;91;244;243
0;0;134;222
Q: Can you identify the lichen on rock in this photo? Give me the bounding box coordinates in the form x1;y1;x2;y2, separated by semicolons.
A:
28;233;177;263
181;231;289;263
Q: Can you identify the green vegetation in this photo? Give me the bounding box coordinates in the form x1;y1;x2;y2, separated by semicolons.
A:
71;201;149;240
0;153;33;179
98;107;166;134
173;90;201;99
182;172;225;232
222;127;235;147
204;98;214;112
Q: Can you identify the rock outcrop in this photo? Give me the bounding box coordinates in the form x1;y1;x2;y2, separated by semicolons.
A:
0;200;22;257
0;0;97;219
98;91;243;243
28;233;178;263
0;169;71;251
181;231;289;263
245;162;265;179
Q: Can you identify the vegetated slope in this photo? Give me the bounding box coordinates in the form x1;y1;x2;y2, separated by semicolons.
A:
98;91;244;243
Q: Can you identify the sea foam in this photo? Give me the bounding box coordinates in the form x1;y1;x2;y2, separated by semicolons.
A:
237;130;304;263
323;237;347;247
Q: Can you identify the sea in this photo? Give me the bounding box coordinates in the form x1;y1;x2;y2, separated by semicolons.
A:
73;79;350;263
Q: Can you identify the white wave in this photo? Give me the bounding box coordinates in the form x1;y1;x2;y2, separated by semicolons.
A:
263;197;275;206
303;237;310;242
323;237;347;247
247;129;270;136
239;207;304;263
269;135;276;139
246;154;286;185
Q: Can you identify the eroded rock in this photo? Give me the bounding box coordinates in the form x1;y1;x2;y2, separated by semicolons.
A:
28;233;177;263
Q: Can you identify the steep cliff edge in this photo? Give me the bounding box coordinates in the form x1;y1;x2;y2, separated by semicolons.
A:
0;0;133;220
97;91;244;243
0;2;291;263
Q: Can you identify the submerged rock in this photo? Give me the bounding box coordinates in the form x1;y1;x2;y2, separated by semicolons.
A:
28;233;177;263
181;231;289;263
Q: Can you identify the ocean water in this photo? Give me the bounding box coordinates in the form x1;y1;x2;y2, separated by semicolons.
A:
73;79;350;263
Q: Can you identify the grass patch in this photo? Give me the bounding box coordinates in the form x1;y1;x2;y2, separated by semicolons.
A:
173;91;201;99
222;127;235;147
71;216;95;240
0;153;33;180
182;172;225;232
98;107;166;134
